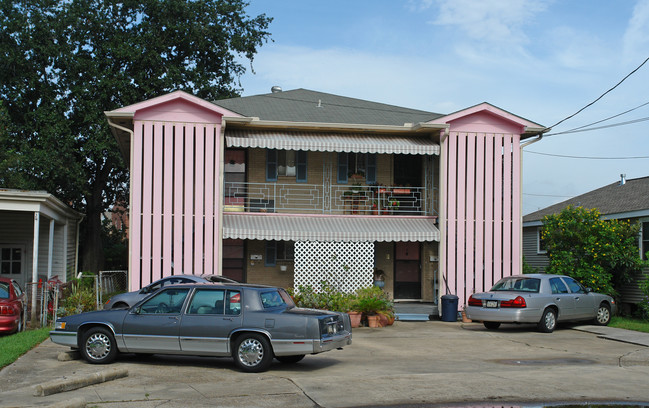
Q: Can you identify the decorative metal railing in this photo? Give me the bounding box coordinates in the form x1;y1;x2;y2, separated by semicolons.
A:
224;182;436;216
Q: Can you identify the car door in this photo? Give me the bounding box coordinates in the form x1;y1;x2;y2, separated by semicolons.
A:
121;288;190;353
549;277;576;320
563;277;596;318
179;289;243;355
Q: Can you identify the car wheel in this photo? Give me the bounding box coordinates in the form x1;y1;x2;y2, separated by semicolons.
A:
537;308;557;333
233;334;273;373
483;321;501;330
81;327;118;364
276;355;305;364
594;303;611;326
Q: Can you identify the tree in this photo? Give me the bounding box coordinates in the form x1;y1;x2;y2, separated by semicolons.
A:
541;205;646;299
0;0;272;272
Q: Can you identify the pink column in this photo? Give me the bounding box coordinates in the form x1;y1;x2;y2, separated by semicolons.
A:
130;122;144;290
140;123;154;286
162;123;174;276
483;134;494;286
474;135;485;293
194;124;205;275
173;124;184;275
151;122;164;282
512;134;522;275
183;125;195;274
465;133;476;298
446;133;457;295
203;125;216;275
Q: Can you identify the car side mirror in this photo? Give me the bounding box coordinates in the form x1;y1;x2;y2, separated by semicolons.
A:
585;287;593;293
132;306;142;315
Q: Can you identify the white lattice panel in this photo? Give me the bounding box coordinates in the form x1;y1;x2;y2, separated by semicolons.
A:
294;241;374;293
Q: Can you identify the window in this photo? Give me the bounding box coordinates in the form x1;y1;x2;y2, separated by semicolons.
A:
642;221;649;261
337;153;376;184
549;277;569;294
537;228;547;254
265;241;294;266
267;150;307;182
188;289;225;315
0;247;22;275
138;288;190;314
563;277;586;294
260;290;287;308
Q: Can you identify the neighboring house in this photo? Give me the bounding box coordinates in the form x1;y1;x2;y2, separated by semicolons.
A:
0;189;83;310
105;88;544;307
522;175;649;305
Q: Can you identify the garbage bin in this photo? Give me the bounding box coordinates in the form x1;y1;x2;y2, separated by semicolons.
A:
441;294;459;322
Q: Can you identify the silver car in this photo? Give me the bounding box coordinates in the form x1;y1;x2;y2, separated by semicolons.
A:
465;274;615;333
52;283;352;372
103;274;237;309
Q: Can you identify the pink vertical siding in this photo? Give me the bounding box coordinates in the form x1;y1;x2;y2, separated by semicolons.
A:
163;124;174;275
442;129;523;306
474;136;485;293
151;122;164;283
502;135;512;277
483;134;494;289
194;125;205;274
129;123;143;290
126;96;225;291
140;123;154;286
511;134;522;274
204;126;215;274
465;133;476;296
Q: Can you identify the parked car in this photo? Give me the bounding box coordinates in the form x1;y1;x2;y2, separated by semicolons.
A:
0;277;26;334
465;274;615;333
104;274;216;309
52;283;352;372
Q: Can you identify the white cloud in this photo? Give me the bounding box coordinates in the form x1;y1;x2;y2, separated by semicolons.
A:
623;0;649;62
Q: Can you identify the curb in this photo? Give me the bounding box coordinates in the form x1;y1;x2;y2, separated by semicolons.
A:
46;397;87;408
33;367;128;397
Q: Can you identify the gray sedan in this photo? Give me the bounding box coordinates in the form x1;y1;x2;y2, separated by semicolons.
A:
465;274;615;333
52;283;352;372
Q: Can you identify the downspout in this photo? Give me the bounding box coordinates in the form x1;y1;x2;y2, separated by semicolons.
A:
106;117;134;288
437;128;448;314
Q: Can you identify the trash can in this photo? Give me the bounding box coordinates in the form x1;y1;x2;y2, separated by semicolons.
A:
441;294;459;322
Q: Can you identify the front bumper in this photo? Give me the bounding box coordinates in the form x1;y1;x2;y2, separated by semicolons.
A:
50;330;78;348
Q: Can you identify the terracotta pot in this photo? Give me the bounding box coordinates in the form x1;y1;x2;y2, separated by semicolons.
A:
461;310;472;323
377;313;389;327
367;315;381;328
348;311;362;328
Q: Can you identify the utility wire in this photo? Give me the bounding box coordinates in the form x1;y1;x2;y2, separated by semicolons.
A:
544;56;649;131
544;115;649;136
547;100;649;136
525;150;649;160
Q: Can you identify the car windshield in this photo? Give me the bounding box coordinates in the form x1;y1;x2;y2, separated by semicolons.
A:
491;277;540;293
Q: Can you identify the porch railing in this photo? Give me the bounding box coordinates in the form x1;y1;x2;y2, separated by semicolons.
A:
224;182;435;216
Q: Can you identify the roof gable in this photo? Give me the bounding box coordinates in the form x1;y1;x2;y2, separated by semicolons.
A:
213;88;444;126
524;176;649;222
431;102;545;136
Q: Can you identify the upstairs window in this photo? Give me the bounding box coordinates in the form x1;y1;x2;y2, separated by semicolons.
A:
337;153;376;184
267;150;307;182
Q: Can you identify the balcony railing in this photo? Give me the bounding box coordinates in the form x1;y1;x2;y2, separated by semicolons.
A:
224;182;436;216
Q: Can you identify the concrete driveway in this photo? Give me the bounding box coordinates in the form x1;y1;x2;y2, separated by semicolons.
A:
2;321;649;408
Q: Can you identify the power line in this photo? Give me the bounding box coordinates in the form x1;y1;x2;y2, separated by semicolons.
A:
523;192;574;198
544;115;649;136
547;100;649;136
525;150;649;160
545;56;649;131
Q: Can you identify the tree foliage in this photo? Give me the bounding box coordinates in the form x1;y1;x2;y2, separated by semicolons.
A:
0;0;272;272
541;205;646;299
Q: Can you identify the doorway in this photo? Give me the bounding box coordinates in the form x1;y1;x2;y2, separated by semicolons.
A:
394;242;421;299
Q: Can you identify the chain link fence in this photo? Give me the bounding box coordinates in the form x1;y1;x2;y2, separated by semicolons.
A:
23;271;127;328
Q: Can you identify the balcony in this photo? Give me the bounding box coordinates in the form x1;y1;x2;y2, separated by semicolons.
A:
224;182;436;216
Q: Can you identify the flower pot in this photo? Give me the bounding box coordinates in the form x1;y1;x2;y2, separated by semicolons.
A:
348;311;362;328
461;310;472;323
377;313;389;327
367;315;381;328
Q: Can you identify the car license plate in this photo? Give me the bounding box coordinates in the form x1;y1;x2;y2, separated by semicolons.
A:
486;300;498;308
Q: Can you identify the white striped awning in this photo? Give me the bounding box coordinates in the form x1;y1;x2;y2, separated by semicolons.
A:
222;213;440;242
225;130;440;155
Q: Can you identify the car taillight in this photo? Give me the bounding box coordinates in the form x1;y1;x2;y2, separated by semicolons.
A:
500;296;527;308
0;305;16;315
467;295;482;307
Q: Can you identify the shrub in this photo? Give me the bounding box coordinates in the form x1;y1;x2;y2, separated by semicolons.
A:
56;276;98;317
638;277;649;321
351;286;392;315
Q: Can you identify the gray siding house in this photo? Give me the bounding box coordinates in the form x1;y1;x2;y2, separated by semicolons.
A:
522;175;649;307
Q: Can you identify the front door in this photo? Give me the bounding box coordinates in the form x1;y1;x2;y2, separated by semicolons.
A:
394;242;421;299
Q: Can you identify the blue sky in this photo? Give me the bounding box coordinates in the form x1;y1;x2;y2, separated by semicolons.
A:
238;0;649;215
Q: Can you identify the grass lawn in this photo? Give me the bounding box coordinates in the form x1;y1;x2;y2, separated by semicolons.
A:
610;316;649;333
0;327;51;369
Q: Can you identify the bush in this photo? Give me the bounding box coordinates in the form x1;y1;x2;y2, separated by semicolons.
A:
289;281;394;316
352;286;392;315
638;277;649;321
57;276;98;317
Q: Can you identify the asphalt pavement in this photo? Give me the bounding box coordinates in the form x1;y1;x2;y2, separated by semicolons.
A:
2;321;649;408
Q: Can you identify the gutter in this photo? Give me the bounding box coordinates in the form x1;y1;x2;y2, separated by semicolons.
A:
521;127;550;148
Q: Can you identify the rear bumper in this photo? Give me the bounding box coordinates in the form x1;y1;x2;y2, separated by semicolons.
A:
0;316;19;333
466;306;542;323
314;332;352;353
